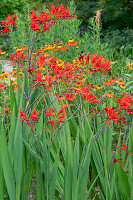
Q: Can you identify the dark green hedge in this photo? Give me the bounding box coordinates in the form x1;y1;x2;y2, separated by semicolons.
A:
75;0;133;31
0;0;30;20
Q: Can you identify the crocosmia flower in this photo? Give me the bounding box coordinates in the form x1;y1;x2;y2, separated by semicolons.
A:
45;105;65;129
20;108;28;122
30;107;39;121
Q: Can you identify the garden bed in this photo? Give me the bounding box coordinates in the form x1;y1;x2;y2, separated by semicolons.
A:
0;2;133;200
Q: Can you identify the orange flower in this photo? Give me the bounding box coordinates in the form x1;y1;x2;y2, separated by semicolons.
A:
11;80;18;90
54;48;59;51
70;41;78;46
117;79;124;85
86;83;94;88
106;90;114;98
4;107;10;112
94;9;102;25
96;84;101;89
10;68;17;74
61;46;67;51
66;37;78;46
109;77;117;85
89;69;95;74
73;81;83;87
103;80;110;85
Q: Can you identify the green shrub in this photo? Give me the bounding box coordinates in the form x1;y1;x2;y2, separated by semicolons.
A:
0;0;30;21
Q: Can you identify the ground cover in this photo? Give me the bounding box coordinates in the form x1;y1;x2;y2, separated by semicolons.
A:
0;1;133;200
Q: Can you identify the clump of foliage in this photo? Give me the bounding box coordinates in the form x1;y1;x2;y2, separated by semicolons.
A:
0;0;30;21
75;0;133;31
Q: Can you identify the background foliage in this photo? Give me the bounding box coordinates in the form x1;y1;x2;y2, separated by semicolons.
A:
1;0;133;31
75;0;133;30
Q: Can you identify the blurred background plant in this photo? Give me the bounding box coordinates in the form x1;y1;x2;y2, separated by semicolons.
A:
1;0;133;64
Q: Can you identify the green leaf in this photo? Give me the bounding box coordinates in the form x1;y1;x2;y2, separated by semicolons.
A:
22;163;34;200
64;135;73;200
49;150;59;200
0;131;4;200
14;93;24;200
36;112;43;136
14;118;23;200
78;139;92;200
1;124;16;200
72;130;79;200
10;80;18;116
85;167;104;199
129;122;133;194
23;139;42;164
8;108;16;159
36;159;43;200
112;86;121;91
115;162;130;199
125;81;133;88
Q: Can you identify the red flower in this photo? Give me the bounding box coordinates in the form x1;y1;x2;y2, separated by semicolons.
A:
45;105;65;128
115;146;121;149
29;4;73;33
79;86;99;103
45;106;56;119
20;108;28;122
45;75;54;87
109;77;117;85
5;14;14;26
58;105;65;123
78;52;85;61
3;27;11;34
37;54;46;68
34;72;43;82
104;105;116;114
30;107;39;120
65;92;75;101
116;92;133;113
91;52;111;73
29;9;51;32
61;46;67;51
104;105;125;123
13;14;18;24
115;140;128;150
27;67;34;74
10;50;24;61
46;3;70;18
46;4;59;17
55;92;64;103
86;52;90;63
110;158;122;166
122;140;128;149
47;119;55;125
85;83;94;88
0;82;6;89
108;111;125;123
